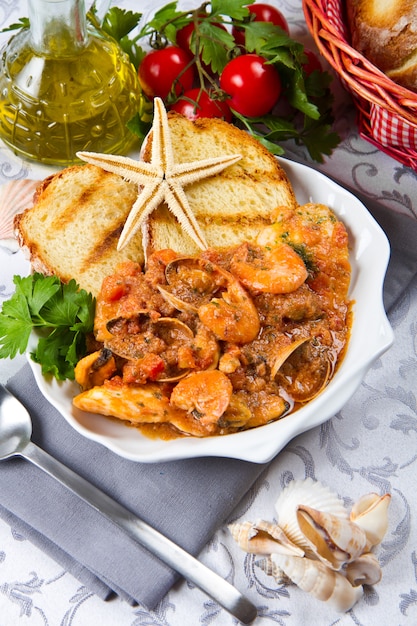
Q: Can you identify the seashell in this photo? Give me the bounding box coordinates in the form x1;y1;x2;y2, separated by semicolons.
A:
256;555;291;584
275;479;348;554
271;552;364;612
157;285;198;314
228;519;304;556
296;505;367;570
349;493;391;550
219;394;252;429
270;337;309;380
0;179;39;251
0;179;38;240
345;552;382;587
74;348;117;390
162;256;229;310
272;340;332;403
105;312;195;381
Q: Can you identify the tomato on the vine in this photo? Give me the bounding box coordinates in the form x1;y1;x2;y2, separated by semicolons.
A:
302;48;322;76
220;54;281;117
232;3;289;46
170;89;232;122
176;20;228;75
176;21;227;55
138;46;195;100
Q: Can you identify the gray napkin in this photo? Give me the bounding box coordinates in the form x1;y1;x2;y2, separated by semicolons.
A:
0;368;267;607
0;201;416;609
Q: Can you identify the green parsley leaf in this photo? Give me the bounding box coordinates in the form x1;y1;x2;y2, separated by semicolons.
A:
0;273;95;380
198;22;236;74
0;17;29;33
100;7;142;42
211;0;249;21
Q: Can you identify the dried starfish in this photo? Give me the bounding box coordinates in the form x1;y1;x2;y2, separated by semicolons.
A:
77;97;242;251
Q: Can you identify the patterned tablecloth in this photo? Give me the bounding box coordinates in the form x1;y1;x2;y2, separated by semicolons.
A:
1;1;417;625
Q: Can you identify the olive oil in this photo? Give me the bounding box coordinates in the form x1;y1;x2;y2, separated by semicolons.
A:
0;1;143;165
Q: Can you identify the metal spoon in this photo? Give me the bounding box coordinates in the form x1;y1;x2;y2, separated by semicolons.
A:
0;384;257;624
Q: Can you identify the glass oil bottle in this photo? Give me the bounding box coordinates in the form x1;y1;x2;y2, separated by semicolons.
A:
0;0;143;165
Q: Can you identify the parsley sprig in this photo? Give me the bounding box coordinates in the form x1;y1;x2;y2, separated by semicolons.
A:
0;274;95;380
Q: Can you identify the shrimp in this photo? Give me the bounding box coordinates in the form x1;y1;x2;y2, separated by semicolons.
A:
170;370;233;427
198;275;260;344
159;256;261;344
230;238;308;295
267;203;351;303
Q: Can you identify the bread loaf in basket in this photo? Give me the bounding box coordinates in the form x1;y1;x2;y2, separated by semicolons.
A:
303;0;417;170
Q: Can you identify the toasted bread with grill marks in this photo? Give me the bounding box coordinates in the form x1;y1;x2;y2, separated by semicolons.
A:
14;164;142;297
14;114;296;296
142;112;297;256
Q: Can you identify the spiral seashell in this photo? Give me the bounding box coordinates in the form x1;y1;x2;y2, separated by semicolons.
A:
349;492;391;550
271;552;364;612
275;478;348;554
296;505;368;570
228;519;304;556
345;552;382;587
0;179;38;240
256;555;291;584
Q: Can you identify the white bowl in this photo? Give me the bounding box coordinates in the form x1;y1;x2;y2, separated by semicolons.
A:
28;158;394;463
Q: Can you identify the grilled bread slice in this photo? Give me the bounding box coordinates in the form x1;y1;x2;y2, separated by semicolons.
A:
15;113;296;297
142;112;297;256
14;164;142;297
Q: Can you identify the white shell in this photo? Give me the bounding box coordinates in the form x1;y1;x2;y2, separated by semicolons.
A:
296;505;367;570
275;479;348;554
256;555;291;584
228;519;304;556
271;553;364;612
350;493;391;550
345;552;383;587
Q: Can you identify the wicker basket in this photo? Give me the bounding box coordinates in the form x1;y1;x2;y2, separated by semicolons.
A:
303;0;417;170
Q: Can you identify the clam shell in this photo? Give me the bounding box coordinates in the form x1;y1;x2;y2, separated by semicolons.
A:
229;519;304;556
296;505;367;570
0;179;38;240
271;553;364;612
275;479;348;554
270;337;309;380
349;493;391;550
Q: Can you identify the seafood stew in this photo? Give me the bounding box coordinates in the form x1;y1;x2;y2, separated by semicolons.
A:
73;203;352;439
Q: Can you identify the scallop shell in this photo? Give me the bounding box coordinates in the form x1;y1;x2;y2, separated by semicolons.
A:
228;519;304;556
296;505;367;570
270;553;364;612
349;493;391;550
345;552;382;587
0;179;38;240
275;479;348;553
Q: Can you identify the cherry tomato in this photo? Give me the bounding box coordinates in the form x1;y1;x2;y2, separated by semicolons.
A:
177;20;228;54
138;46;195;100
176;20;228;74
302;48;322;76
232;3;289;46
176;22;197;54
170;88;232;122
220;54;281;117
